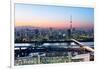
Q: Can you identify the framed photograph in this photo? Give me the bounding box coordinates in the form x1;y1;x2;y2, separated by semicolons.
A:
11;0;94;69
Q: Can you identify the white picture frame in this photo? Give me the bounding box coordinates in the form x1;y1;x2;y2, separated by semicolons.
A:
10;0;95;69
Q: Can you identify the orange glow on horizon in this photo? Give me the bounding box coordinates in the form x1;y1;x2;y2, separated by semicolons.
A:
15;19;93;29
15;19;69;29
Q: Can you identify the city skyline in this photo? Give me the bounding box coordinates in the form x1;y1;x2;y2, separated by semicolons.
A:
15;4;94;29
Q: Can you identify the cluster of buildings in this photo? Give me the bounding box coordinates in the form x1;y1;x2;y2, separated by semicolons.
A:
15;27;94;42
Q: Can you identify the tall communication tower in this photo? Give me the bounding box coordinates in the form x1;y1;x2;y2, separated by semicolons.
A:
70;15;72;32
68;15;72;39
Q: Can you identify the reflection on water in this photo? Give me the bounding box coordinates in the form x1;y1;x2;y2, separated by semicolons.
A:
15;42;94;48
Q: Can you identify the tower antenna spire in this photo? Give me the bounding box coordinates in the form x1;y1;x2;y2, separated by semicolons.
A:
70;15;72;30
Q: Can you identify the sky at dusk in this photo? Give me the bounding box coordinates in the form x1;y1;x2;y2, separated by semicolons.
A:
15;3;94;29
